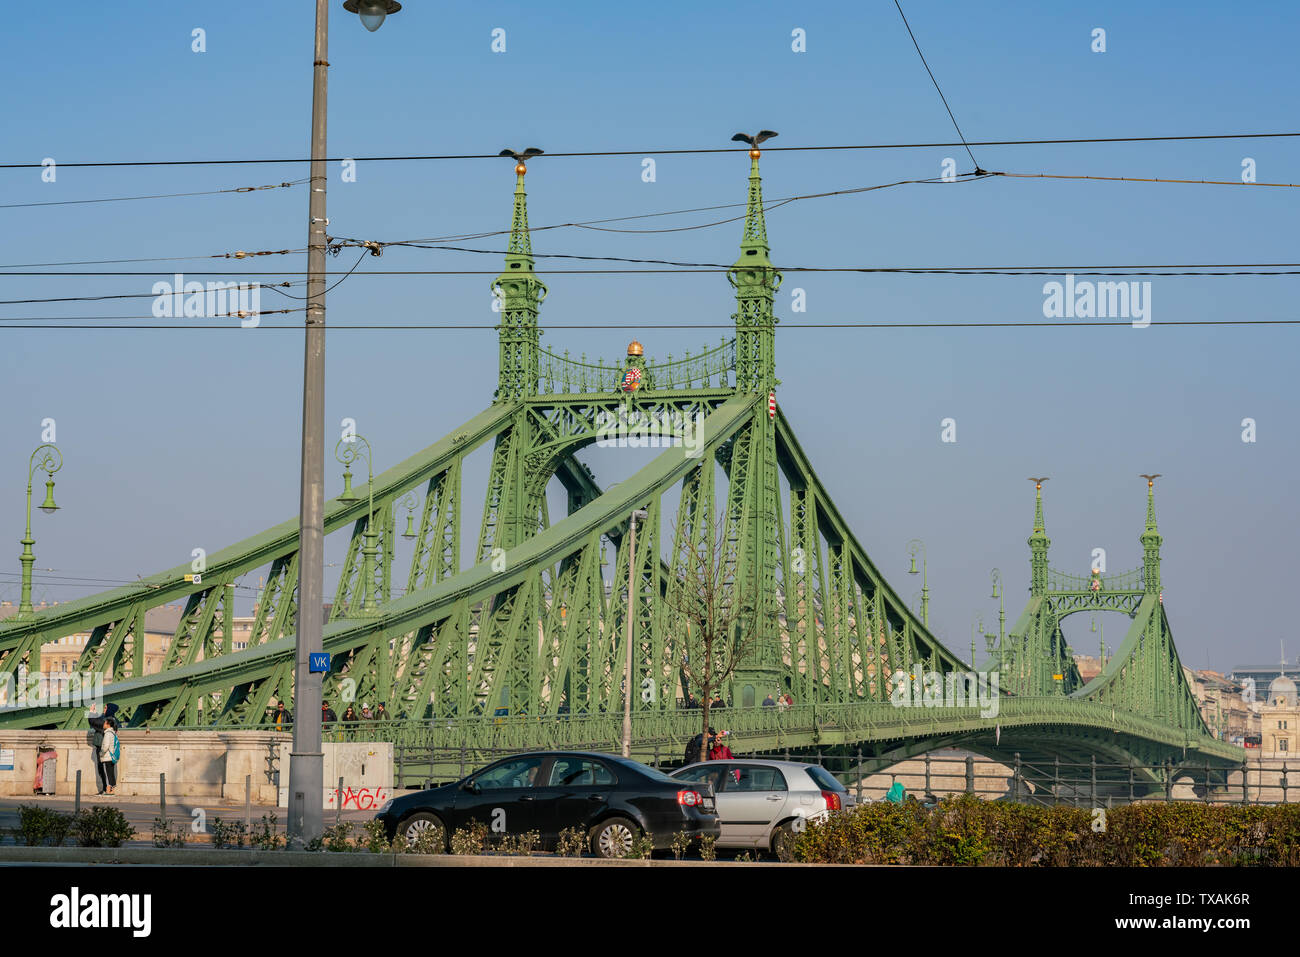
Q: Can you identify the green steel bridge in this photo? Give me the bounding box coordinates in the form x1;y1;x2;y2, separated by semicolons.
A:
0;146;1241;794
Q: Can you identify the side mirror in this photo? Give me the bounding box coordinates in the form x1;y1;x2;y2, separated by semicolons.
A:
461;779;479;794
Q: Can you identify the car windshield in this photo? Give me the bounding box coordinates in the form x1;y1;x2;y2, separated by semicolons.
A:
804;765;846;792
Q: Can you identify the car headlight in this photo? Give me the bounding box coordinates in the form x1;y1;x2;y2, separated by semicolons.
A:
377;799;393;815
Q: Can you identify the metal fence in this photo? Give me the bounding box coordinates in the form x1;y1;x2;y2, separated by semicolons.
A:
390;744;1300;807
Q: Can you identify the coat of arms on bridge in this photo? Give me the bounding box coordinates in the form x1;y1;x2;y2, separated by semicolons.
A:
620;339;645;392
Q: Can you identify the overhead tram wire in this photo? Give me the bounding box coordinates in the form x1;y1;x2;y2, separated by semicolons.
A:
2;132;1300;170
893;0;984;174
2;317;1297;330
1;165;1293;272
4;263;1300;317
2;164;1289;273
7;263;1300;282
0;179;307;209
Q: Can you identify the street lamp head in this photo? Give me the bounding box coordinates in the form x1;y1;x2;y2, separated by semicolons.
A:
38;478;58;514
631;509;648;523
339;467;358;502
401;512;417;540
343;0;401;32
908;556;918;575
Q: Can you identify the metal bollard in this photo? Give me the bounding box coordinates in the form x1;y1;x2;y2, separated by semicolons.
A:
245;774;252;831
75;770;82;816
159;772;167;822
336;776;344;825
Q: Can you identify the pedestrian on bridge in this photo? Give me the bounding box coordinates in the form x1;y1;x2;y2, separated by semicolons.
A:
272;702;292;731
99;718;120;795
708;731;733;761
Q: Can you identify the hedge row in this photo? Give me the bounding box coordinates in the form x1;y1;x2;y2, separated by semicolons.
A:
792;795;1300;866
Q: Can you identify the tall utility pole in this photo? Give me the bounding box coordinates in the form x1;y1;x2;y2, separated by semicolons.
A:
286;0;401;849
287;0;332;848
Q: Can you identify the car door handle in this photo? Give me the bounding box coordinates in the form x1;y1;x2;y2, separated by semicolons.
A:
765;795;783;801
587;794;606;802
520;795;536;801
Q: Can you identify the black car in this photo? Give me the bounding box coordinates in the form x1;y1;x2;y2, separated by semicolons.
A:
375;751;719;858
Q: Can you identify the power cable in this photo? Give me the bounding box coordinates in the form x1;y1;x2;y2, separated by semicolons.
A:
1;318;1297;330
893;0;982;173
0;179;306;209
2;132;1298;169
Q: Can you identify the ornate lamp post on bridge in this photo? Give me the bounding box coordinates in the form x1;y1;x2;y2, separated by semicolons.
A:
990;567;1008;683
16;444;61;618
907;539;929;627
397;491;420;541
290;0;402;848
335;434;380;616
1092;616;1105;668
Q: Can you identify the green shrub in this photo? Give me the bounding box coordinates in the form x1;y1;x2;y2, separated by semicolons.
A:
209;817;248;850
627;832;655;860
15;805;73;847
698;834;717;862
72;807;135;848
450;822;488;855
322;822;355;852
496;830;542;856
250;814;283;851
556;826;585;858
410;826;443;855
151;817;186;848
793;797;1300;866
362;819;390;854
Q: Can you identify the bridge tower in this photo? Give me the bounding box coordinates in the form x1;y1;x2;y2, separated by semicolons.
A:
1028;478;1050;597
1140;474;1163;594
494;160;547;402
726;145;784;701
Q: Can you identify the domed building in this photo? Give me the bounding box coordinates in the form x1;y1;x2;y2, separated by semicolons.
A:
1268;673;1298;708
1261;671;1300;754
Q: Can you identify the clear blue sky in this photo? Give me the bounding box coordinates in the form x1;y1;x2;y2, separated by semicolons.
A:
1;1;1295;673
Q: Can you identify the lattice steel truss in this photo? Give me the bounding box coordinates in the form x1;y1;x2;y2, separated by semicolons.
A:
0;149;1239;779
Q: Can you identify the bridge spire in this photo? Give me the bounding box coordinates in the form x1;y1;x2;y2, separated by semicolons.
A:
493;151;548;401
1140;474;1163;592
1027;477;1050;596
728;131;781;391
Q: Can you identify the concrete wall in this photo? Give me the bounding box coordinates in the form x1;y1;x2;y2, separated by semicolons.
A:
0;731;395;807
276;742;394;811
0;730;288;803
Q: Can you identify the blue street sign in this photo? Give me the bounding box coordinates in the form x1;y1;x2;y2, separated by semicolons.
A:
309;653;331;674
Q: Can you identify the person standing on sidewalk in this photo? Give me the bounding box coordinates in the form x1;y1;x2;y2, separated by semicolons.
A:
99;717;121;795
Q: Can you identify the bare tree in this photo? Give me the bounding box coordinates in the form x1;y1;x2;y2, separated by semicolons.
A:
665;510;757;761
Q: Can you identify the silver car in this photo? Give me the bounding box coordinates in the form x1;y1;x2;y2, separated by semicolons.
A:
669;759;855;857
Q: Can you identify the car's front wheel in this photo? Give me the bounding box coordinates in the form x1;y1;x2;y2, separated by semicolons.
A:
589;816;638;859
400;812;447;852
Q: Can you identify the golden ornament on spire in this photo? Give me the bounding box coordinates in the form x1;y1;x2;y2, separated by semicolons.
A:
627;339;644;357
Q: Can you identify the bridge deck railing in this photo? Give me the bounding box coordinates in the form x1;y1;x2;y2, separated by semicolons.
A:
382;746;1300;809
